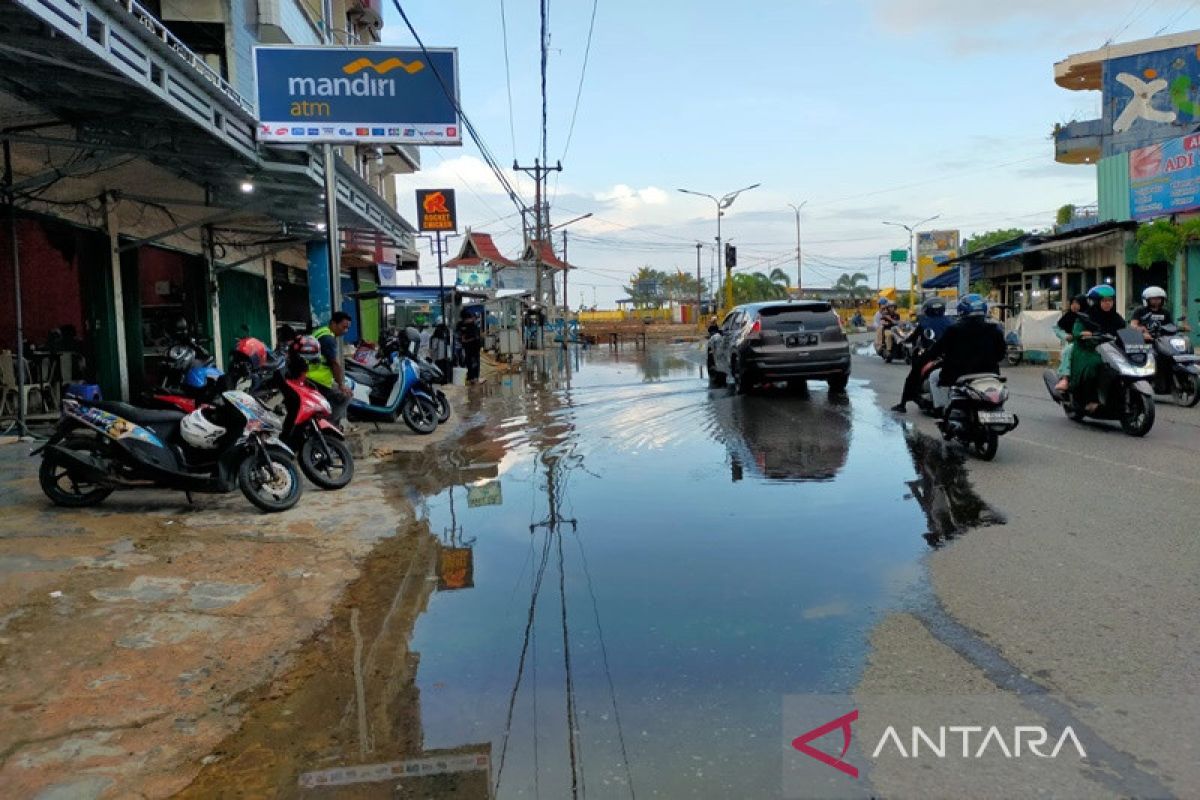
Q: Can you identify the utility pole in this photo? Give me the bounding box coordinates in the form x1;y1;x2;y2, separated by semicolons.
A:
884;215;940;310
513;159;562;349
877;254;886;291
788;201;807;293
562;229;568;312
695;242;703;325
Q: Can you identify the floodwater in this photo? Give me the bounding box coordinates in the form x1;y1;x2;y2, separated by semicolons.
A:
185;343;998;798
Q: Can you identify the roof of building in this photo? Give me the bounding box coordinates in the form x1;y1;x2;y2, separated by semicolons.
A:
520;239;571;270
445;231;517;269
1055;29;1200;91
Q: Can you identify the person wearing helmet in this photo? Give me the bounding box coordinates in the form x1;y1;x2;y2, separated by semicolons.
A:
874;299;901;355
1070;284;1125;413
1130;286;1173;341
916;293;1007;413
307;311;353;423
893;297;953;412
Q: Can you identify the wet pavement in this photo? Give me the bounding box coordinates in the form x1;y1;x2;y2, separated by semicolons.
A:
185;343;998;798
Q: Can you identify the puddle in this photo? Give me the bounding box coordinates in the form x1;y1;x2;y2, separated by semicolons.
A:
184;344;1002;798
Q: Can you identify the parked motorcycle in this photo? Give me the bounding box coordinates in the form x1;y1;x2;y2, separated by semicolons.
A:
933;372;1019;461
416;359;452;424
345;351;439;434
273;370;354;490
1145;320;1200;407
34;391;302;513
1042;329;1156;436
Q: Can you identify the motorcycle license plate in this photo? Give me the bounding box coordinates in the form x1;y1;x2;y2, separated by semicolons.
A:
786;334;818;347
978;411;1014;424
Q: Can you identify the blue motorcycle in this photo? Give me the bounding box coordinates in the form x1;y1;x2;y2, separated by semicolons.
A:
344;350;440;434
34;390;303;513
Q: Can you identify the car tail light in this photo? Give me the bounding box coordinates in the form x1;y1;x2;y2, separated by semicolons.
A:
823;328;847;342
748;319;762;336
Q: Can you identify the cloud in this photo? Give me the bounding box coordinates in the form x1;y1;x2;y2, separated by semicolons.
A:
593;184;671;208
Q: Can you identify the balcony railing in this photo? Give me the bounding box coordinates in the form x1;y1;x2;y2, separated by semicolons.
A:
1054;119;1103;165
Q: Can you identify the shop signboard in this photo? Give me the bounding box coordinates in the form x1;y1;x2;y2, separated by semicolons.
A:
254;46;460;145
916;230;960;287
416;189;457;232
466;480;502;508
1130;133;1200;219
456;265;493;289
437;546;474;591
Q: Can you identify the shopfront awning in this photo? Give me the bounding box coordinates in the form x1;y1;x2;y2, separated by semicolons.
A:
923;263;985;290
1018;230;1118;254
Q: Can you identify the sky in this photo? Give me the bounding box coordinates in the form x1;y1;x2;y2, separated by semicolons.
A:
386;0;1200;306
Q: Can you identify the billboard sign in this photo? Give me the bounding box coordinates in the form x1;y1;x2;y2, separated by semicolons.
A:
916;230;960;287
437;546;474;591
456;264;493;289
466;480;502;508
496;265;536;291
1102;45;1200;157
416;189;457;231
254;46;460;145
1130;133;1200;219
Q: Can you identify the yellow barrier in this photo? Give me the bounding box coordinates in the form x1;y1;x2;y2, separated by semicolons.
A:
578;309;675;323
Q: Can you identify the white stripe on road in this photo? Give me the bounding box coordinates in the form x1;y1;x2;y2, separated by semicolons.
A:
1007;434;1200;488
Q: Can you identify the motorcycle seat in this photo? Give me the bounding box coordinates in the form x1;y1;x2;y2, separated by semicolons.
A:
954;373;1006;385
82;399;185;425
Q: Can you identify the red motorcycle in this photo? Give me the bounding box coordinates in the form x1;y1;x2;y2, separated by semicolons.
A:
274;372;354;490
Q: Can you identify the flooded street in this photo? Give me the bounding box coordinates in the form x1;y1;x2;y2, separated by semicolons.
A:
185;344;996;798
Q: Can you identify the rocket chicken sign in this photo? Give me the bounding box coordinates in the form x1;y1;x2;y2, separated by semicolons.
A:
416;189;458;232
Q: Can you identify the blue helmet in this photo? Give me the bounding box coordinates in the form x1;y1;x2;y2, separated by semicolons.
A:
957;293;987;317
1087;284;1115;301
877;297;889;307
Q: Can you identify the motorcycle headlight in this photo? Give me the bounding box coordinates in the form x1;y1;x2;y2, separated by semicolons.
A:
1170;336;1189;351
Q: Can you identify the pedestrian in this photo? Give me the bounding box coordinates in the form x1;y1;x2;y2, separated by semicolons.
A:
307;311;353;424
418;324;432;361
456;309;482;383
430;323;452;384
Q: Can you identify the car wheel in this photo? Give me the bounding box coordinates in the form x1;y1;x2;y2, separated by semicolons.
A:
707;353;726;387
732;357;750;395
827;372;849;392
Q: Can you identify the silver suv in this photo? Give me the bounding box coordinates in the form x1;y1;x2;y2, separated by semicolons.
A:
707;301;851;393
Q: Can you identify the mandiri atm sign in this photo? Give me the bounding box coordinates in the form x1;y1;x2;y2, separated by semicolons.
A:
254;46;460;145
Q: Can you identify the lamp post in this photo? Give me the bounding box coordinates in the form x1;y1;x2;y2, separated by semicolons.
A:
788;201;807;293
883;214;940;309
679;183;760;311
549;212;592;314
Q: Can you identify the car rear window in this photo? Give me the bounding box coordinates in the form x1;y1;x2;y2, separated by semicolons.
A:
757;305;839;332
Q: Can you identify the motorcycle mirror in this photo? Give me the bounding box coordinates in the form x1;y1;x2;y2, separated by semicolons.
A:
707;325;720;336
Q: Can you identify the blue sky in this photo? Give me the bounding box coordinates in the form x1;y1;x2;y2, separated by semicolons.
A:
388;0;1200;304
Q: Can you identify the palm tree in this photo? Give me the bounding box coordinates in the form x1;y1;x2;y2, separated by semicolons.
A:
768;268;792;291
832;272;871;300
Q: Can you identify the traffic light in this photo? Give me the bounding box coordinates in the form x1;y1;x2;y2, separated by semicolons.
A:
725;243;737;269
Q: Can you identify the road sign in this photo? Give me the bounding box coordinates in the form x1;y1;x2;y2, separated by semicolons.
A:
890;249;908;263
254;45;460;145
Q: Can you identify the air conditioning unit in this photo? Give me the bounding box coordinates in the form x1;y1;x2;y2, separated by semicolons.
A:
348;0;383;36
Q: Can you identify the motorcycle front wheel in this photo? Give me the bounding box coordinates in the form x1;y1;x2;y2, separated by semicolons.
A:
401;395;439;435
238;446;303;512
434;389;452;424
1120;390;1155;437
298;434;355;490
1172;373;1200;407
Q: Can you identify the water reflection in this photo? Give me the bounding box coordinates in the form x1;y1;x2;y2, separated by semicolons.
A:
709;390;852;483
903;431;1005;547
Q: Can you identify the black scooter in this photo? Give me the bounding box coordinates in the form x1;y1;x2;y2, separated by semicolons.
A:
933;371;1019;460
1042;329;1156;436
1145;320;1200;407
33;391;303;512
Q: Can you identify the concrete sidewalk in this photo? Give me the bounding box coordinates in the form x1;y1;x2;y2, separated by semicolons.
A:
0;387;470;799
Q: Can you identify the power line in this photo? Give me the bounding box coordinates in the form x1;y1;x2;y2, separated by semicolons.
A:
560;0;600;164
499;0;517;159
1156;0;1199;33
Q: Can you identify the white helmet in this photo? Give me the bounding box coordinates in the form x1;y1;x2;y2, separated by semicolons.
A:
180;408;225;449
1142;286;1167;301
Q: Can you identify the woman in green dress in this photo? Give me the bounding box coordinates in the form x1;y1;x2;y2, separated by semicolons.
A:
1070;285;1126;413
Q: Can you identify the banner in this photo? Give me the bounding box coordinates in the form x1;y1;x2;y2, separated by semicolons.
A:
254;46;460;145
1130;133;1200;219
916;230;960;288
456;265;493;290
416;189;457;232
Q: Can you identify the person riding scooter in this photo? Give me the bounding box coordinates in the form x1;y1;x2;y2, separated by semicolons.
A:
922;294;1007;413
1130;286;1175;341
874;299;901;358
892;297;953;413
1070;284;1126;414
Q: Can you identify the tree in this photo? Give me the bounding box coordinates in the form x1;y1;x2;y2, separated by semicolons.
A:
623;266;669;308
768;268;792;290
730;272;789;304
1056;204;1076;226
660;270;705;304
832;272;871;299
964;228;1028;254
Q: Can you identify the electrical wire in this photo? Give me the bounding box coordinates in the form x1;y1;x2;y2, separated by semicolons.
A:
1156;0;1199;33
499;0;518;160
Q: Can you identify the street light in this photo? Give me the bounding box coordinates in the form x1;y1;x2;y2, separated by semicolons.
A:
883;214;940;308
788;201;807;293
548;213;593;312
679;183;760;311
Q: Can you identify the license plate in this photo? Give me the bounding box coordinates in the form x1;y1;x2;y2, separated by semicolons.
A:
978;411;1014;424
786;334;817;347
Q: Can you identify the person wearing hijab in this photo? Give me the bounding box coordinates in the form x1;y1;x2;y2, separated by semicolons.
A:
1053;294;1088;394
1069;285;1125;413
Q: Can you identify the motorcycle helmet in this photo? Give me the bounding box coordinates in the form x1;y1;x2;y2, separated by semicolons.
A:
877;297;889;307
920;298;947;317
1142;285;1167;303
1087;284;1116;301
289;335;322;363
166;343;193;372
956;293;988;316
180;407;226;449
232;337;268;370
